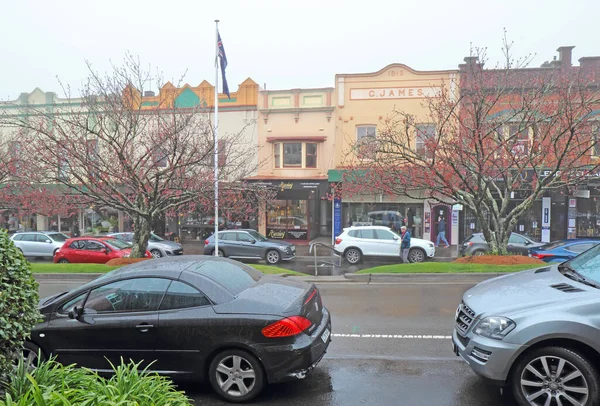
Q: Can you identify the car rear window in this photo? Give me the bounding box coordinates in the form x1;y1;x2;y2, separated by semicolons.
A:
191;260;262;296
48;233;69;242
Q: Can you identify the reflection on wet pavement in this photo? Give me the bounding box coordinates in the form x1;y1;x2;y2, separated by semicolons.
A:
183;359;513;406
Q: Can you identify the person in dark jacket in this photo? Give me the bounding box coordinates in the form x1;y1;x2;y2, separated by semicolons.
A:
436;216;450;248
400;225;411;263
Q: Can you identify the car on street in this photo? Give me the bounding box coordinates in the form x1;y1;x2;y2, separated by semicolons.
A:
27;256;331;402
460;232;544;256
452;243;600;406
203;229;296;264
529;238;600;263
333;225;435;264
107;232;183;258
54;237;152;264
10;231;70;258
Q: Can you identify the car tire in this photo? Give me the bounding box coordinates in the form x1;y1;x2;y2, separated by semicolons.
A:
265;250;280;264
211;249;225;257
408;248;426;263
57;258;70;263
345;248;362;264
150;249;163;259
510;346;600;406
209;349;265;403
22;341;45;370
472;250;485;256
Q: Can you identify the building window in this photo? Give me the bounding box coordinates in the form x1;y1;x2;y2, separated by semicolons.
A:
273;142;318;169
57;144;69;181
593;124;600;156
306;143;317;168
274;143;281;168
508;124;529;156
356;125;377;159
283;143;302;167
416;124;436;156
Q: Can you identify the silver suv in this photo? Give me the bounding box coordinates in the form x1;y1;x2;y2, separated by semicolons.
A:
453;244;600;406
10;231;70;258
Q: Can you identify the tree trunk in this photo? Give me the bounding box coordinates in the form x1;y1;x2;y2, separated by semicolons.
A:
131;216;152;258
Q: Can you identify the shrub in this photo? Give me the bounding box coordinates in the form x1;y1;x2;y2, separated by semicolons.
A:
0;229;40;385
1;357;193;405
105;258;150;266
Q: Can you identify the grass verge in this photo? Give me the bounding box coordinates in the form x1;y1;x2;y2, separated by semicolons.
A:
356;262;539;274
30;262;299;276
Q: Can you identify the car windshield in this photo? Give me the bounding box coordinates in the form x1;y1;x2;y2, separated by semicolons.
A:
564;243;600;284
247;230;268;242
149;232;164;242
48;233;69;242
103;239;132;250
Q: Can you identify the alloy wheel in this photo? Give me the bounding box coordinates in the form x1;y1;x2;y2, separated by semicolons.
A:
22;347;39;371
409;249;425;263
474;250;485;256
520;355;589;406
266;250;280;264
150;249;162;259
346;249;360;264
215;355;256;398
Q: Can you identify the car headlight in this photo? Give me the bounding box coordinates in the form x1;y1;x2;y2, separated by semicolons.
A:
278;245;288;250
473;316;516;340
428;243;434;248
123;253;130;258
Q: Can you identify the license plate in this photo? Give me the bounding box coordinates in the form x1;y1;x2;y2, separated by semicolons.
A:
321;328;330;343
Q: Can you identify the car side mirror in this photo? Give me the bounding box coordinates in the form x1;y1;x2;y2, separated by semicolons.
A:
100;248;108;254
68;306;83;320
250;240;256;244
46;239;52;243
393;236;399;240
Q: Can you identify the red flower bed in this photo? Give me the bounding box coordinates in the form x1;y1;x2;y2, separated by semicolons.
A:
105;258;150;266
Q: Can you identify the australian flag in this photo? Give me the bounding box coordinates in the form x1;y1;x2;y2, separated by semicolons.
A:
217;31;230;99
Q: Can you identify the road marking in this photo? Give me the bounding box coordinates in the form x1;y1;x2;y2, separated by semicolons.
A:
332;333;452;339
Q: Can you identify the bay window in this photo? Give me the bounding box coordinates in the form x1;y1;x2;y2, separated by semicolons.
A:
272;142;318;169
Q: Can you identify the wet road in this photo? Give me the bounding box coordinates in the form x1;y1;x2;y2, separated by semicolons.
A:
37;279;512;405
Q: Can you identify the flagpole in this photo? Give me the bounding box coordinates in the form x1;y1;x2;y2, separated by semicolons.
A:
214;19;220;256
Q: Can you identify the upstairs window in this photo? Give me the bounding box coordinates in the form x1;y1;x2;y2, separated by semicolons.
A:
273;142;318;169
416;124;436;156
356;125;377;159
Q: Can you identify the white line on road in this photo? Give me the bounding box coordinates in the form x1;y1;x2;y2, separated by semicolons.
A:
332;333;452;339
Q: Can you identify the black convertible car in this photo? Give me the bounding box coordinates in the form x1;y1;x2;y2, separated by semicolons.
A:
28;256;332;402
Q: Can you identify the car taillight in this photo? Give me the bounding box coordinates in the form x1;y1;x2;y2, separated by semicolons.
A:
465;242;473;246
204;239;209;246
531;253;552;259
335;238;342;245
262;316;312;338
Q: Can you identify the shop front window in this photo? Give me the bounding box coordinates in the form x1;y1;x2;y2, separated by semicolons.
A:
576;195;600;237
341;203;423;238
267;199;308;240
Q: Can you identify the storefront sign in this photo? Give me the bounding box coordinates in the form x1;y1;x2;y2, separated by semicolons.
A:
333;198;342;238
569;198;577;208
350;87;441;100
254;180;325;191
266;228;308;240
452;211;458;226
541;197;551;243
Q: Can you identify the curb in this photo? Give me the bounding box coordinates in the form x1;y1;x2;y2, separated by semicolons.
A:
34;272;508;284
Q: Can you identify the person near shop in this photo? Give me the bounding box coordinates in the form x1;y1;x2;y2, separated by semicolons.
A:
399;225;411;264
436;216;450;248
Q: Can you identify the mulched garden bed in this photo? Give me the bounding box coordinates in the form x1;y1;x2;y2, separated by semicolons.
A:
455;255;545;265
105;258;150;266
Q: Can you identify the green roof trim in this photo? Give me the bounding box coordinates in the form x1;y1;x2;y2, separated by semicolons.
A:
174;88;200;108
219;97;237;103
328;169;368;182
142;101;160;107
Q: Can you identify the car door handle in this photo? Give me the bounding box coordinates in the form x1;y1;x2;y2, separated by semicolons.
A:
135;323;154;332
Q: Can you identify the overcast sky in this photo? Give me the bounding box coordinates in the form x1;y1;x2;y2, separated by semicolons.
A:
2;0;599;99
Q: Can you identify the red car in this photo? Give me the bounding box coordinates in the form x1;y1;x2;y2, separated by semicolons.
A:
53;237;152;264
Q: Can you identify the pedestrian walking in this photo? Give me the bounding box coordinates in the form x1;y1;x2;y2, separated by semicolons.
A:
399;225;411;264
436;216;450;248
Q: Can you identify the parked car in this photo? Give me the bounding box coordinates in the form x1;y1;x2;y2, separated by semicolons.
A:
460;232;544;256
27;256;331;402
204;229;296;264
54;237;151;264
107;232;183;258
452;244;600;405
333;225;435;264
10;231;70;258
529;239;600;263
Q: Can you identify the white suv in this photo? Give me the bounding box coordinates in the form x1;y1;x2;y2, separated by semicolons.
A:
334;226;435;264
